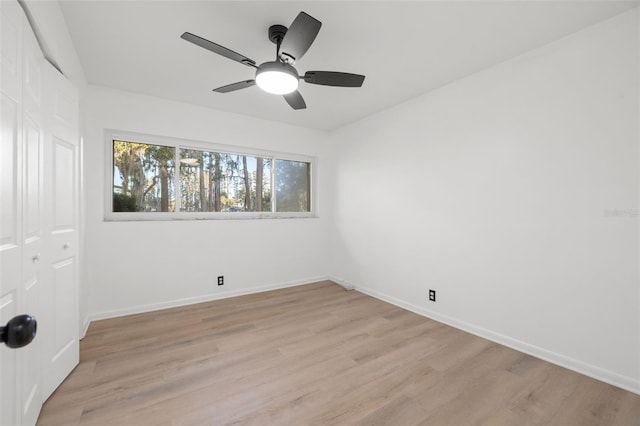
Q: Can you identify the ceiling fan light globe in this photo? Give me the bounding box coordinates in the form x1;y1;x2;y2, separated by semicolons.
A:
255;62;299;95
256;72;298;94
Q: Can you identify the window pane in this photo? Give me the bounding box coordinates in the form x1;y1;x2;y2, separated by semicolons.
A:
180;149;271;212
275;160;310;212
254;157;272;212
112;140;175;212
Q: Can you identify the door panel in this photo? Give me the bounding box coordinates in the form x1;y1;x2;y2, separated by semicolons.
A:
0;3;22;424
23;43;42;113
1;0;20;101
23;116;41;240
0;94;21;291
21;114;43;426
20;277;40;425
0;291;19;426
51;139;78;259
53;140;75;230
0;0;22;303
43;65;80;400
52;260;76;359
19;8;45;425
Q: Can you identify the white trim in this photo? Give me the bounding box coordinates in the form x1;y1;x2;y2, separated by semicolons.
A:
104;211;318;222
331;276;355;291
80;315;90;340
88;276;329;323
104;128;317;221
328;276;640;396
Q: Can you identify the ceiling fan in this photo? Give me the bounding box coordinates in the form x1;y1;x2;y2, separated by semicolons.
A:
181;11;365;110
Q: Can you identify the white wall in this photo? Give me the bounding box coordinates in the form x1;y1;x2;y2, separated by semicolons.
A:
84;86;331;319
329;9;639;393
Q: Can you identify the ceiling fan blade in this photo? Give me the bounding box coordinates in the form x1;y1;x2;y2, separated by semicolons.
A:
283;90;306;110
279;12;321;63
304;71;365;87
213;80;256;93
181;32;256;68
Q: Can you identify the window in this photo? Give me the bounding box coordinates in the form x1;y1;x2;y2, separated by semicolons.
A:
107;131;315;219
179;149;272;213
113;140;176;212
275;159;310;212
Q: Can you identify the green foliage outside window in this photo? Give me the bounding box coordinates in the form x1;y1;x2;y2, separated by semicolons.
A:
112;193;138;212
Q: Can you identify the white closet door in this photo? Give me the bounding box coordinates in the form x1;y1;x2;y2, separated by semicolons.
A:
42;62;80;400
19;6;45;423
1;1;45;424
1;2;24;424
1;1;80;423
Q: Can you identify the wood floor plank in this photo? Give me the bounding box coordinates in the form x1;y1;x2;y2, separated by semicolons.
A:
37;281;640;425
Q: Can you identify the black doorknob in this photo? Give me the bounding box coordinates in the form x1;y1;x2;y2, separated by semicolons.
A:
0;315;37;349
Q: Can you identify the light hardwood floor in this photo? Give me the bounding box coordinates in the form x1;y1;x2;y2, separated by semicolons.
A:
38;281;640;425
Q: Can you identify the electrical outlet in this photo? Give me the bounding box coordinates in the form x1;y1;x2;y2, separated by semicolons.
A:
217;276;224;286
428;289;436;302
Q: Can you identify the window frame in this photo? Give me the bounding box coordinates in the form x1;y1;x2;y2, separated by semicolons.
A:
104;129;318;221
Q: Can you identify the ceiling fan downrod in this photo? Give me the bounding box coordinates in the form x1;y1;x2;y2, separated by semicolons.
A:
268;24;288;62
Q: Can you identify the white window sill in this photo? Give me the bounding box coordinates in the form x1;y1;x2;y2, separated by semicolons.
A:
103;212;318;222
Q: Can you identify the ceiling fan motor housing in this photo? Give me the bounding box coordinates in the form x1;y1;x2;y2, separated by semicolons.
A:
268;24;288;44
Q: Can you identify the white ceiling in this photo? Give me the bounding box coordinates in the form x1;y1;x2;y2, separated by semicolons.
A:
59;1;637;131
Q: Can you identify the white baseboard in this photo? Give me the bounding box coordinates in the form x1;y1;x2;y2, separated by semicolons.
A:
327;276;640;396
87;276;329;323
80;316;90;340
331;276;355;291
